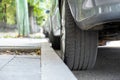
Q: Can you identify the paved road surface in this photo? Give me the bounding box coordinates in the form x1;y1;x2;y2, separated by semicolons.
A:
73;47;120;80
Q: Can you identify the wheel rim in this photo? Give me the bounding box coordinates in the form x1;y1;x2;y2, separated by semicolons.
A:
61;0;66;60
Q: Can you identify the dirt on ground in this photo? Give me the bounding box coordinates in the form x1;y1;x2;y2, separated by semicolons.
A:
0;49;41;55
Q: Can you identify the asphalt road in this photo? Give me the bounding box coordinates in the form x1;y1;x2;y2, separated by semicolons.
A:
73;47;120;80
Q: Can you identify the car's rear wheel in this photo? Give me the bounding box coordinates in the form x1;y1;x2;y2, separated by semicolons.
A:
61;0;98;70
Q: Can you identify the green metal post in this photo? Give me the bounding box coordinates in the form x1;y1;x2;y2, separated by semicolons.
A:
16;0;30;37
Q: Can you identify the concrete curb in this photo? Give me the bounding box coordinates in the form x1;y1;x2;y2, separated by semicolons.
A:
41;43;77;80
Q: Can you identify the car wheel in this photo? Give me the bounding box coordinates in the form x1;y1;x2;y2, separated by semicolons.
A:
49;31;60;50
43;30;49;38
61;0;98;70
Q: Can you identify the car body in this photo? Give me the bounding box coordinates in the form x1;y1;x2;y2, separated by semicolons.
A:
51;7;61;37
68;0;120;30
43;0;61;49
43;0;61;36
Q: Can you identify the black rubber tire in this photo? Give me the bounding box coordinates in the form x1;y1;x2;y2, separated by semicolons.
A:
62;1;98;70
49;31;60;50
44;32;49;38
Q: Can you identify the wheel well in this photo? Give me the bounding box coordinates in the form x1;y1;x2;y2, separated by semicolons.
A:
58;0;63;17
98;22;120;45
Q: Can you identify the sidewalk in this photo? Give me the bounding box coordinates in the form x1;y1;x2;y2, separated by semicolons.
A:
0;38;48;50
0;55;41;80
0;38;77;80
0;38;43;80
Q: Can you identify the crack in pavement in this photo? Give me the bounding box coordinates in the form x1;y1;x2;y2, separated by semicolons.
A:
0;55;16;71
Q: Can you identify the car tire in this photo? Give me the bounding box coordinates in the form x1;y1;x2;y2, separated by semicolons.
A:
61;0;98;70
43;30;49;38
49;31;60;50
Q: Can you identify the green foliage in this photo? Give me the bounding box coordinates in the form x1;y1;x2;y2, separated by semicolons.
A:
7;0;16;24
28;0;52;26
38;0;58;26
0;0;16;24
0;0;58;25
0;3;4;21
0;14;3;20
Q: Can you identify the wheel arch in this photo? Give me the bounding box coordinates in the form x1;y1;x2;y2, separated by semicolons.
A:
67;0;77;21
59;0;77;21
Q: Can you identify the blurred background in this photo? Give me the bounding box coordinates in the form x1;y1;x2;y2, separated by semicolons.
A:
0;0;52;38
